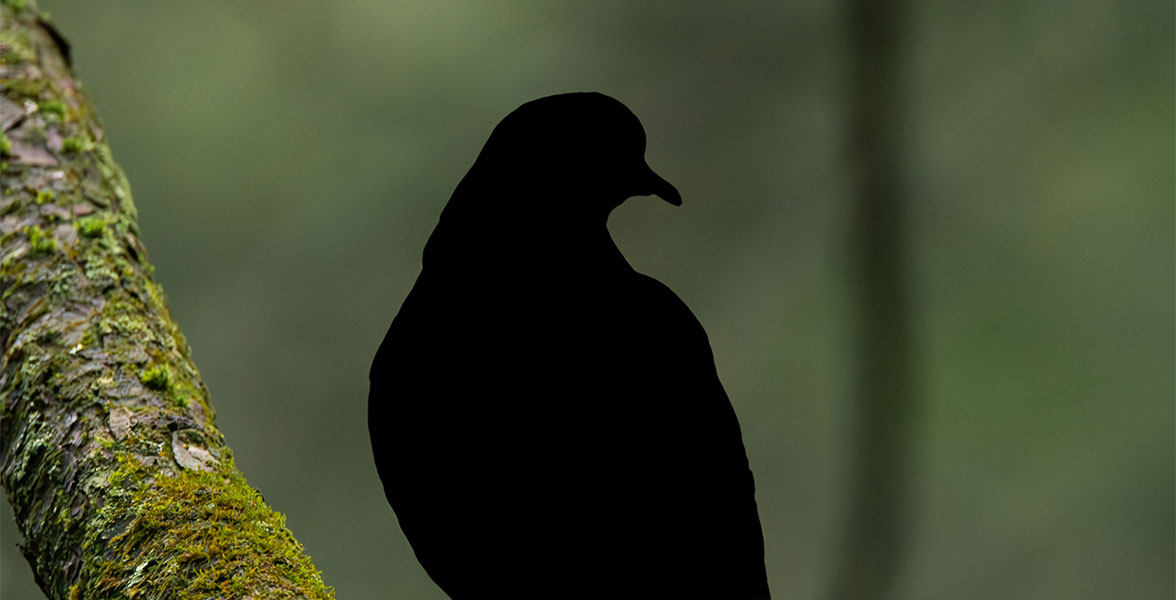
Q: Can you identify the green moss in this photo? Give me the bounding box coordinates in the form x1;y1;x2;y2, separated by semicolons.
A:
170;390;190;408
61;137;84;153
34;329;62;346
26;224;56;256
95;298;156;346
0;74;45;99
39;100;67;119
0;132;10;156
79;324;97;348
138;363;170;392
145;278;168;310
135;358;190;407
0;28;33;64
75;215;107;237
82;455;334;600
36;188;54;204
4;0;27;11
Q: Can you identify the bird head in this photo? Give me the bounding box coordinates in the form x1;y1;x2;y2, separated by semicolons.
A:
447;93;681;225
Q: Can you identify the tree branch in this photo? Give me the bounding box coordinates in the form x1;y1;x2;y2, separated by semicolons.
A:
0;3;334;598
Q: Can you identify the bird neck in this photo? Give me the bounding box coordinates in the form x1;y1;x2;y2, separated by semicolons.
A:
422;217;630;277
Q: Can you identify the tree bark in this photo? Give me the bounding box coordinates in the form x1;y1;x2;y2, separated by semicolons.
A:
0;4;334;599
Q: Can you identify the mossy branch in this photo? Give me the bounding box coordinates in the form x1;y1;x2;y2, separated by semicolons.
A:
0;3;334;599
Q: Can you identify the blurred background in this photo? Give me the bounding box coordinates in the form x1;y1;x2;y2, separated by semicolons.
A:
2;1;1172;598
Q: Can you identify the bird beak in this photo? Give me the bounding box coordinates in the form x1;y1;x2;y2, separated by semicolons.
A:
640;162;682;206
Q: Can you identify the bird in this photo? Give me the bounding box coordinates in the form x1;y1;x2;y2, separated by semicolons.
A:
369;92;770;599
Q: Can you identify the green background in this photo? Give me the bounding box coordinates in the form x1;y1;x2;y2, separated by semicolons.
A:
2;2;1172;598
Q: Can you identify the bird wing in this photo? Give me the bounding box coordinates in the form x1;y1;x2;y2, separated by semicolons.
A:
610;273;769;596
370;269;769;598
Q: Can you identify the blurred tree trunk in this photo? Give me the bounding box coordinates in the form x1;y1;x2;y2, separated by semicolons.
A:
0;4;333;599
828;1;916;599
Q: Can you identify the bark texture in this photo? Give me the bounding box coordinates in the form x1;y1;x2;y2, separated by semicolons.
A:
0;4;334;599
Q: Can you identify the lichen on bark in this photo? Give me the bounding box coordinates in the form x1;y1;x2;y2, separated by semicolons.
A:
0;3;334;598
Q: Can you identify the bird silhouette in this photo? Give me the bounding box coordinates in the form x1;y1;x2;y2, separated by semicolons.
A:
369;92;769;599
